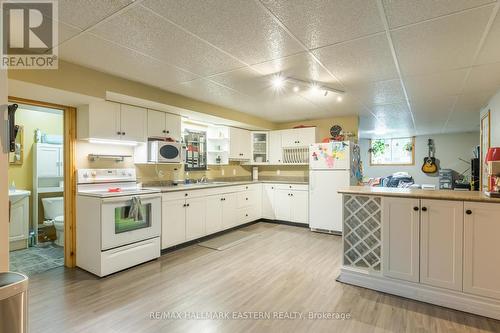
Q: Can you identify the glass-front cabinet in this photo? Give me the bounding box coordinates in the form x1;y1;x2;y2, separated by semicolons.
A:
251;132;269;164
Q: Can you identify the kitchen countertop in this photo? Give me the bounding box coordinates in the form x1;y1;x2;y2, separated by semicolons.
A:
144;180;309;193
338;186;500;203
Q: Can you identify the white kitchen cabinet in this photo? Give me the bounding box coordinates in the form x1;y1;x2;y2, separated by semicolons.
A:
185;197;206;240
420;199;463;291
281;127;316;147
382;197;420;283
274;189;291;221
229;127;251;160
161;199;186;249
206;195;224;234
273;188;308;224
464;202;500;300
36;144;63;177
147;109;182;141
9;194;30;246
78;101;147;142
222;192;239;228
262;184;276;219
269;131;283;164
251;132;269;163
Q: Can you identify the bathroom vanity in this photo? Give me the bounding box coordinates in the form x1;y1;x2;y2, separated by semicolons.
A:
8;190;30;250
337;186;500;320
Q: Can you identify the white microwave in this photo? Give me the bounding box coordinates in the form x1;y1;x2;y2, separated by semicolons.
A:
148;141;184;163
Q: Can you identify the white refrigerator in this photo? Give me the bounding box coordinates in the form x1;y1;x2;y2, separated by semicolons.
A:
309;142;362;234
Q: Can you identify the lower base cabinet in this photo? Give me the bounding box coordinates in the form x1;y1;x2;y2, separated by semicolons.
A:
161;199;186;249
185;197;206;241
464;202;500;300
265;185;309;224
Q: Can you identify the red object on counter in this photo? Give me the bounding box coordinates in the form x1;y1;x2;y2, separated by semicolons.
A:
485;147;500;162
108;188;122;192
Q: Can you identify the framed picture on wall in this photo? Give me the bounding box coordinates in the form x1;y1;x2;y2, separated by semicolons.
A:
480;110;491;191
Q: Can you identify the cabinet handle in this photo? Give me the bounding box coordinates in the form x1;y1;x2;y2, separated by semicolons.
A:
117;131;121;135
245;197;248;200
466;209;472;215
122;132;126;135
183;204;186;207
245;214;248;217
290;193;294;196
187;203;190;207
421;207;427;212
413;206;419;211
162;130;167;134
184;193;188;196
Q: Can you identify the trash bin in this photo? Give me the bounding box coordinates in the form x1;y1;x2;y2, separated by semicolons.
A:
0;272;28;333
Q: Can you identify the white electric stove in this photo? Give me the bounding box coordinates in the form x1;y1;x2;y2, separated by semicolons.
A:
76;168;161;277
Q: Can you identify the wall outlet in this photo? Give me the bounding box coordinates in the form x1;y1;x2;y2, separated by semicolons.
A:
276;169;281;176
232;169;236;176
221;169;225;176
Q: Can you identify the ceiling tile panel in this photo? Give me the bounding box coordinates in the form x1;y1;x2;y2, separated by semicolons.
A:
312;34;398;86
475;12;500;65
404;69;468;100
259;0;384;49
382;0;495;29
410;96;456;135
58;33;197;89
463;62;500;93
90;6;243;76
348;79;406;106
392;5;493;75
443;91;493;132
142;0;303;65
359;114;415;139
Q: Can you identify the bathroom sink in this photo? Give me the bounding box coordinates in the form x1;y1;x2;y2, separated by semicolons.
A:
8;189;31;200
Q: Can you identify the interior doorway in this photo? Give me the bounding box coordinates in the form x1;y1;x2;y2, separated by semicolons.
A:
8;97;76;275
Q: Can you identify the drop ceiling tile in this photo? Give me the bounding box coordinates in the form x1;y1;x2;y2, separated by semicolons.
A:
382;0;495;29
348;79;405;106
312;34;398;86
410;96;456;134
57;21;82;45
209;68;276;97
392;5;492;76
58;33;197;89
56;0;134;30
297;89;364;116
475;13;500;65
251;52;342;88
453;90;495;113
90;6;243;76
142;0;303;65
371;102;411;119
404;69;469;100
259;0;384;49
359;114;415;138
443;91;491;132
464;62;500;94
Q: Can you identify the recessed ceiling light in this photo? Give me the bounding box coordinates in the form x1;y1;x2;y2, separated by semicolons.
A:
271;75;285;89
293;86;300;93
337;95;343;102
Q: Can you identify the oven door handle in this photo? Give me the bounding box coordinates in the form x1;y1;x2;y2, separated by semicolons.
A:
101;193;161;203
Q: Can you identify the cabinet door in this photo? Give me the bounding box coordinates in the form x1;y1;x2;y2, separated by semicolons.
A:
297;127;316;146
420;200;463;291
161;199;186;249
290;190;308;224
464;202;500;300
186;197;206;240
281;130;297;147
239;129;251;160
222;193;239;228
269;131;282;164
262;184;276;219
251;132;269;163
229;127;242;159
9;197;29;241
206;195;223;234
88;101;121;140
38;146;61;177
382;197;420;282
120;104;147;142
274;190;291;221
147;109;165;138
164;113;182;141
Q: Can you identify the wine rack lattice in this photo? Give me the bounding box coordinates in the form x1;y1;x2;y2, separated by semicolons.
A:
343;195;381;271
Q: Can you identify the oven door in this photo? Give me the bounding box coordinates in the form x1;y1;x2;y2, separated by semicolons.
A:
158;142;182;163
101;194;161;251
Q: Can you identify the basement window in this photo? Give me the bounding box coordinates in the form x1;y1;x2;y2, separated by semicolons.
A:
369;137;415;166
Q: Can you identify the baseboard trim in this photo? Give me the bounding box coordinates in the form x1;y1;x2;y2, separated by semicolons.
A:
260;219;309;228
338;268;500;321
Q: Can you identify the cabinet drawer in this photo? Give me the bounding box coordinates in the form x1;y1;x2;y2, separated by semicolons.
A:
238;207;260;224
273;184;308;191
237;190;259;208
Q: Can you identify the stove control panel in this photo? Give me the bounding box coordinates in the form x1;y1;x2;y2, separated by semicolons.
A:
77;168;136;184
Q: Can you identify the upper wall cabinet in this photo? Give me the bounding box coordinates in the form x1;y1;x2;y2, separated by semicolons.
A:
78;101;147;142
281;127;316;148
147;109;182;141
229;127;251;160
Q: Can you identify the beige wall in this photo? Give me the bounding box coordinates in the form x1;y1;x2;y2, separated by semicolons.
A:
1;69;8;271
360;132;479;187
276;116;359;142
9;61;275;130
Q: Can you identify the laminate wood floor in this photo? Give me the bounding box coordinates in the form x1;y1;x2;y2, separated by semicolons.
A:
28;222;500;333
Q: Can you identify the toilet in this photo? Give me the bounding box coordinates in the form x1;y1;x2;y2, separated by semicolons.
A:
41;197;64;247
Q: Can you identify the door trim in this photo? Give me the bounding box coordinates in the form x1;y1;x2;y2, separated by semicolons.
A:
8;96;77;268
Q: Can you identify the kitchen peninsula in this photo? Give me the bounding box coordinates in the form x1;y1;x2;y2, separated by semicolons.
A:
337;186;500;320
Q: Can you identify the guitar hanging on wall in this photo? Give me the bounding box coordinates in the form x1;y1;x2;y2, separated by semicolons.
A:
421;139;438;174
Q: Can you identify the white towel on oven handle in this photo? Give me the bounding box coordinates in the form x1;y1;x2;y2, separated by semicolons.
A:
128;196;144;222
